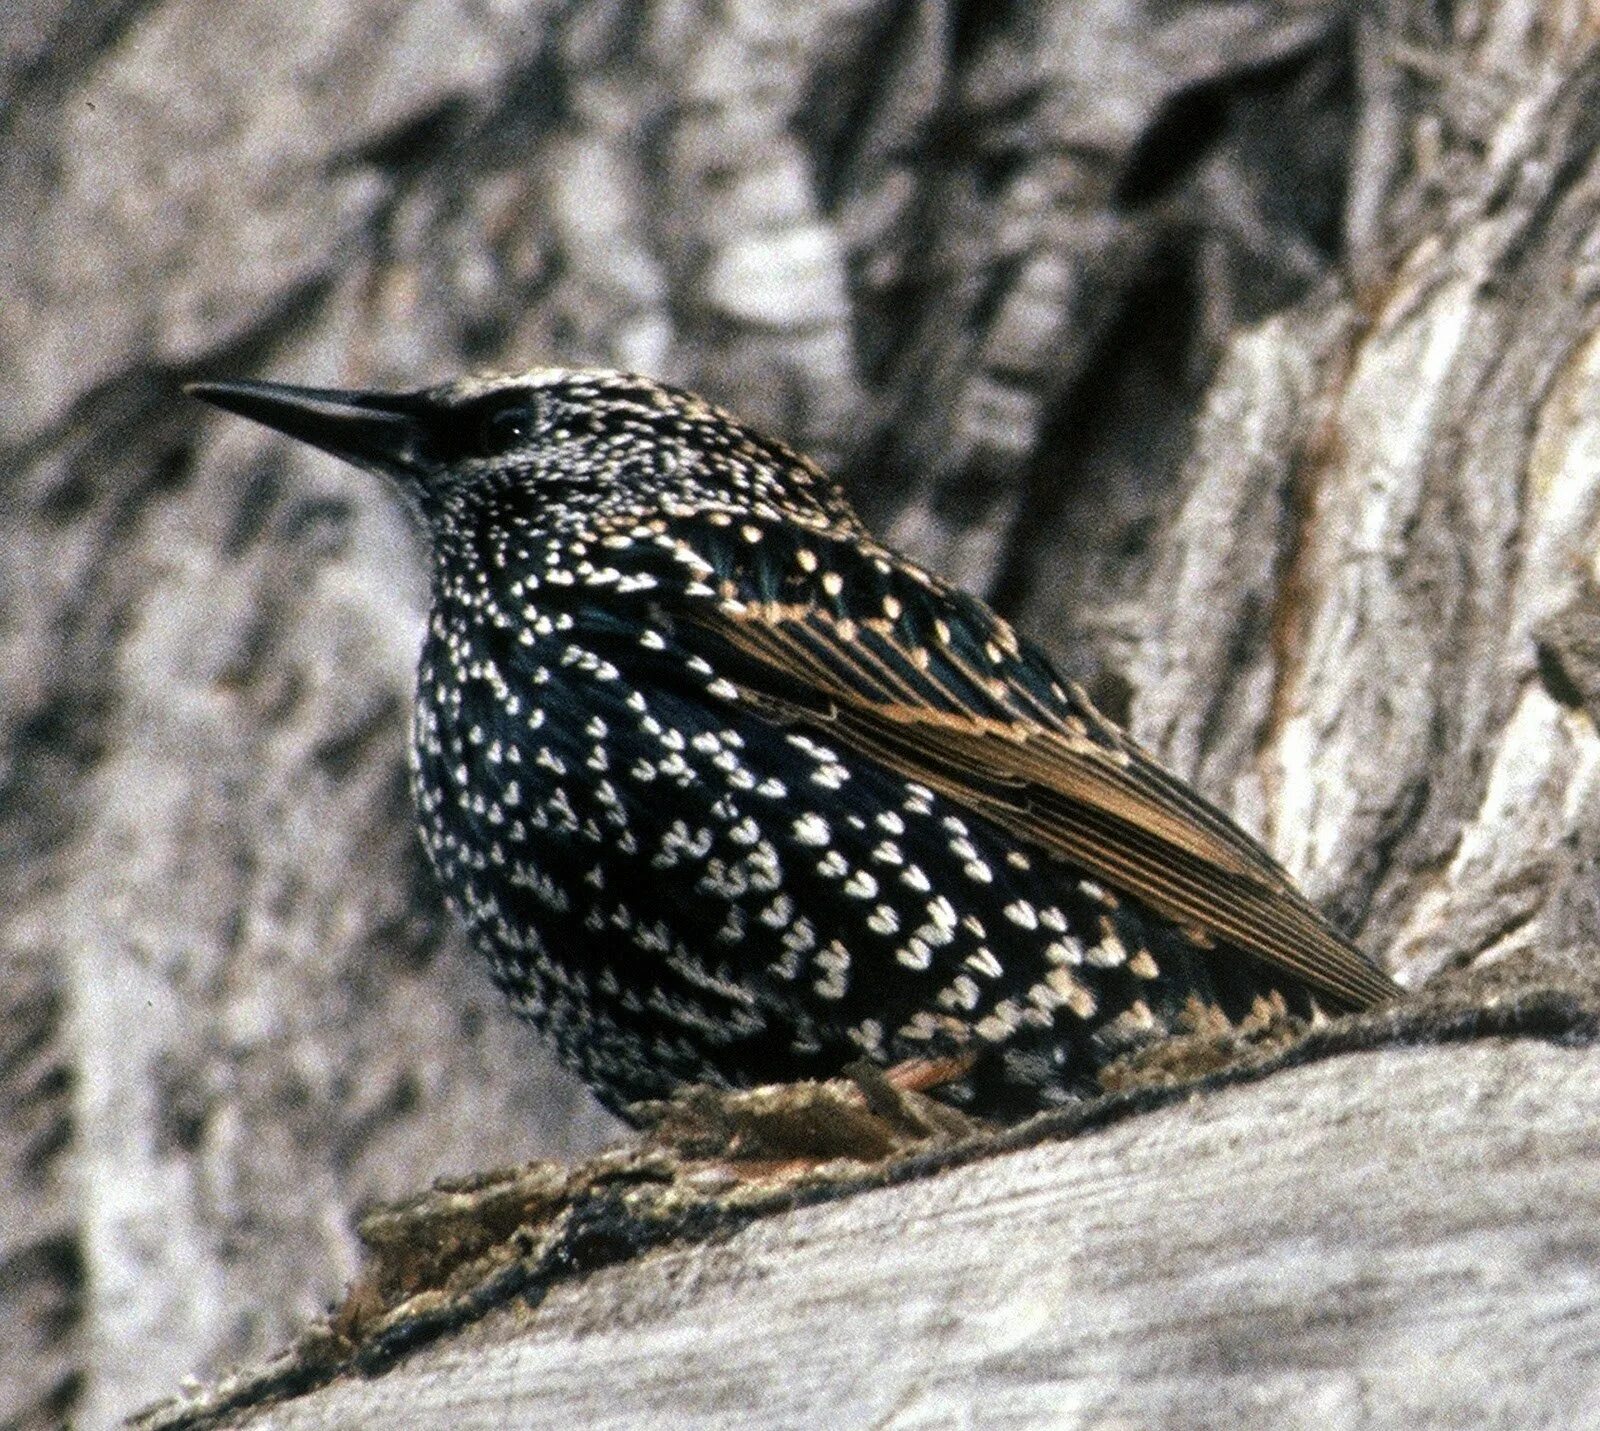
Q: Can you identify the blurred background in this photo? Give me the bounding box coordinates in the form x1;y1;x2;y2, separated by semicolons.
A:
7;1;1600;1425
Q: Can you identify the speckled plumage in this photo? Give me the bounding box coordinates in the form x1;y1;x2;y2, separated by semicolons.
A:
190;369;1398;1122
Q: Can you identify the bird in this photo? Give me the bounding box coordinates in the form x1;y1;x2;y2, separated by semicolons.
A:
188;369;1398;1124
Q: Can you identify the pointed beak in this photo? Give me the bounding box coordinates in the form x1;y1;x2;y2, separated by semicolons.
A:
185;378;427;480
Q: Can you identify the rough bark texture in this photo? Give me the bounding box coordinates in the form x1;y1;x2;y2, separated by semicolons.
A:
149;1033;1600;1430
3;0;1598;1426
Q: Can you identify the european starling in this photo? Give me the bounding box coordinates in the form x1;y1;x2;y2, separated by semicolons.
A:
189;370;1397;1123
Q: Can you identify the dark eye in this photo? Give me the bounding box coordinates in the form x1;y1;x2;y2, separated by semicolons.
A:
478;399;533;455
424;389;545;464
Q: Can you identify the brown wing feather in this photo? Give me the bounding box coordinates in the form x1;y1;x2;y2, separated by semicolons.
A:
689;598;1398;1012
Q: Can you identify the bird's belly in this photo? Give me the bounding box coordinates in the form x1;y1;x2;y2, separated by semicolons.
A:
409;666;1275;1118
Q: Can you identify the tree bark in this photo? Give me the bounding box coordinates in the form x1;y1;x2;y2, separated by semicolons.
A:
143;1032;1600;1431
3;1;1598;1426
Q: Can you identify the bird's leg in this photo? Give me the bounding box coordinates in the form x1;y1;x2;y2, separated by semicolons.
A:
844;1052;985;1140
876;1051;981;1094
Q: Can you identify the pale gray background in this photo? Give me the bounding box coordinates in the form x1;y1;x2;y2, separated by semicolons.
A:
4;0;1600;1425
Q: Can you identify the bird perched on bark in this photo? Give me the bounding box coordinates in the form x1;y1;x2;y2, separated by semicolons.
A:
189;369;1397;1123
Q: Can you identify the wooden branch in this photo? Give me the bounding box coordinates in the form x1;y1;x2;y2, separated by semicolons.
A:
143;1020;1600;1428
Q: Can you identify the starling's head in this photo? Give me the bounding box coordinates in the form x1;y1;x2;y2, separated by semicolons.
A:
187;368;859;538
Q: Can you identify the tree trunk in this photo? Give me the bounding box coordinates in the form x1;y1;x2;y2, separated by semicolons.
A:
3;1;1597;1426
141;1033;1600;1430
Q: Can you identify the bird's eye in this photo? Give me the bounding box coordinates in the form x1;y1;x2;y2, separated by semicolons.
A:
478;400;533;455
424;390;546;464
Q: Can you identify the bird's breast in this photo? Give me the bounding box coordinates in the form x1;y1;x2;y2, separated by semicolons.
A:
405;599;1222;1111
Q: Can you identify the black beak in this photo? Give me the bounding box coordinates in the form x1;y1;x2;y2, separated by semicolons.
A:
185;379;427;479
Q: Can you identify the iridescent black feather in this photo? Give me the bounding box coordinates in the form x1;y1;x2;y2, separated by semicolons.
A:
190;370;1397;1122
